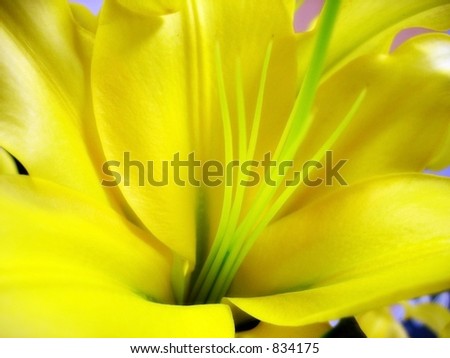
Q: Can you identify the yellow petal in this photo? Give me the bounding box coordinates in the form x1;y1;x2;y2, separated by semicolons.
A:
226;174;450;326
237;321;330;338
93;0;195;262
404;302;450;338
92;0;298;260
441;322;450;338
0;147;17;174
427;125;450;170
284;33;450;215
0;0;112;207
0;176;234;337
70;3;98;33
0;287;233;337
116;0;182;16
357;308;408;338
0;175;173;304
323;0;450;76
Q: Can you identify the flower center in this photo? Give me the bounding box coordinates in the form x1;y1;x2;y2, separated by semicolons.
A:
187;0;363;304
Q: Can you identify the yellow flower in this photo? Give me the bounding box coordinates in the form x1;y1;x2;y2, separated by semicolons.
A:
0;0;449;337
357;298;450;338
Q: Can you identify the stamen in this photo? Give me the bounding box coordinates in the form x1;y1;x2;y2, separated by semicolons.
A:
222;59;248;243
191;0;344;304
209;88;367;302
188;44;234;302
276;0;341;162
216;0;341;243
222;43;274;259
206;0;343;302
213;43;234;247
190;42;274;304
247;41;273;161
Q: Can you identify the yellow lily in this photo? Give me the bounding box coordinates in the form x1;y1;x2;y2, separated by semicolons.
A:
0;0;449;337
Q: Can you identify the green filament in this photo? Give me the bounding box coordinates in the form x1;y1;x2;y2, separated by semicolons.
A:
220;43;274;263
188;44;234;302
189;0;344;304
208;88;367;302
224;59;248;236
215;0;341;252
189;42;273;304
204;0;342;303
